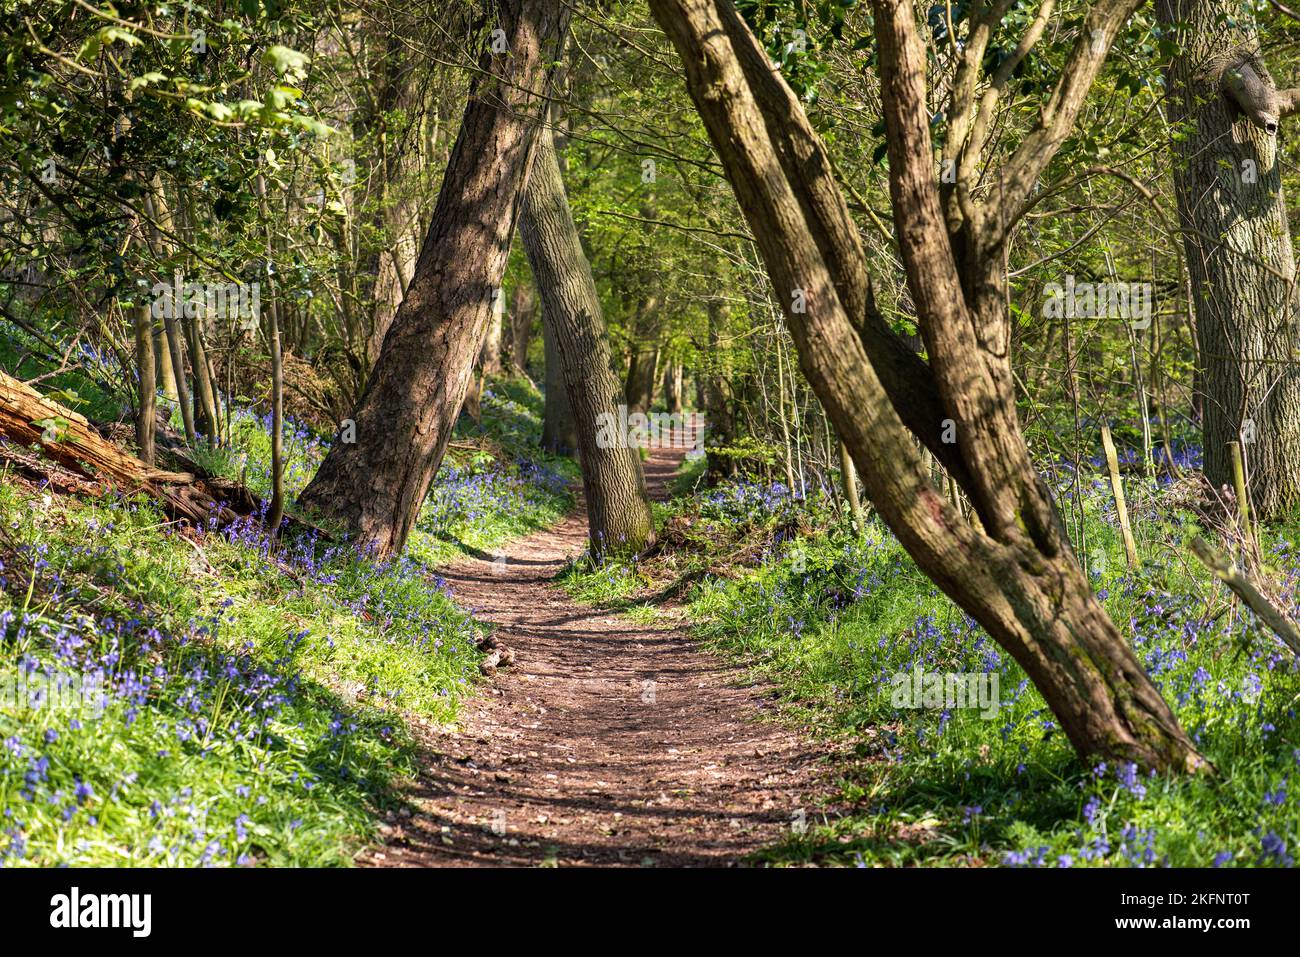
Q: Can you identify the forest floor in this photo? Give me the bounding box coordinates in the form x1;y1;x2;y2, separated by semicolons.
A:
364;443;837;867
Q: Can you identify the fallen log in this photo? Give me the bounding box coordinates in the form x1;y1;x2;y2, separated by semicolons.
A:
1188;536;1300;658
0;369;243;526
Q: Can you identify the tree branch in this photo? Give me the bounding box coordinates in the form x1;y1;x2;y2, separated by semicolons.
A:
985;0;1145;247
1190;537;1300;658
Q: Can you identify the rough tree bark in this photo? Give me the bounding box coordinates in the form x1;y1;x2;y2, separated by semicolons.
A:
522;128;656;555
648;0;1205;770
296;0;570;558
1158;0;1300;519
541;312;579;455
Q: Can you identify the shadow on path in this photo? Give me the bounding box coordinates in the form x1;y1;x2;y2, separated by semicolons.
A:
364;436;836;867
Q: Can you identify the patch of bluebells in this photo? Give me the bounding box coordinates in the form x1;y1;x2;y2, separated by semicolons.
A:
213;500;483;672
0;505;446;865
694;468;1300;867
422;462;564;539
700;479;806;526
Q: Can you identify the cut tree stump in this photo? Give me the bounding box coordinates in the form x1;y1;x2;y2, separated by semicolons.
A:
0;369;247;526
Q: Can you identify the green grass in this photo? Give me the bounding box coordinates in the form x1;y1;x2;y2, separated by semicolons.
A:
0;337;576;866
563;472;1300;868
181;374;578;567
9;312;1295;869
0;477;483;866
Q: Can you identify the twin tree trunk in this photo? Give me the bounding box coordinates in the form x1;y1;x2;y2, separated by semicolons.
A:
297;0;570;558
521;128;656;556
1158;0;1300;520
649;0;1205;771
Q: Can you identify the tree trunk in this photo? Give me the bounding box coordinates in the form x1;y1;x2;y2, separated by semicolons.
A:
540;312;579;454
649;0;1205;771
266;293;286;533
162;315;196;445
155;324;177;403
663;361;683;413
184;315;219;444
481;299;504;376
171;180;221;445
501;278;533;371
521;128;656;556
1158;0;1300;519
703;298;736;482
624;335;660;413
839;440;862;527
257;173;286;535
356;31;428;376
509;280;537;373
143;181;193;443
132;303;156;465
296;0;570;559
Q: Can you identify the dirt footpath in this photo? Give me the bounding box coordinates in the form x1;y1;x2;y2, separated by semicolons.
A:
365;445;834;867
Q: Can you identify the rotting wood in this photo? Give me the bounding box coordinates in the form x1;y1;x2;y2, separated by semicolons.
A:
2;369;256;529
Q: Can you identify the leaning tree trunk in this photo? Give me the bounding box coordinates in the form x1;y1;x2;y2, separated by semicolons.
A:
649;0;1205;771
1158;0;1300;519
540;312;579;455
521;128;656;556
296;0;570;558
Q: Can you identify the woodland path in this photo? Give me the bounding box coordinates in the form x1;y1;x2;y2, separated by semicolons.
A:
364;442;833;867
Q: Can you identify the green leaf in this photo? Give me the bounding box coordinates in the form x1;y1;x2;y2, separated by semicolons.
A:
129;72;168;92
263;45;309;80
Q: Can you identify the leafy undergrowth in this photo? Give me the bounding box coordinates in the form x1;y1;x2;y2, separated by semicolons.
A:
0;351;574;866
563;472;1300;867
414;378;578;566
187;374;577;566
0;480;482;866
